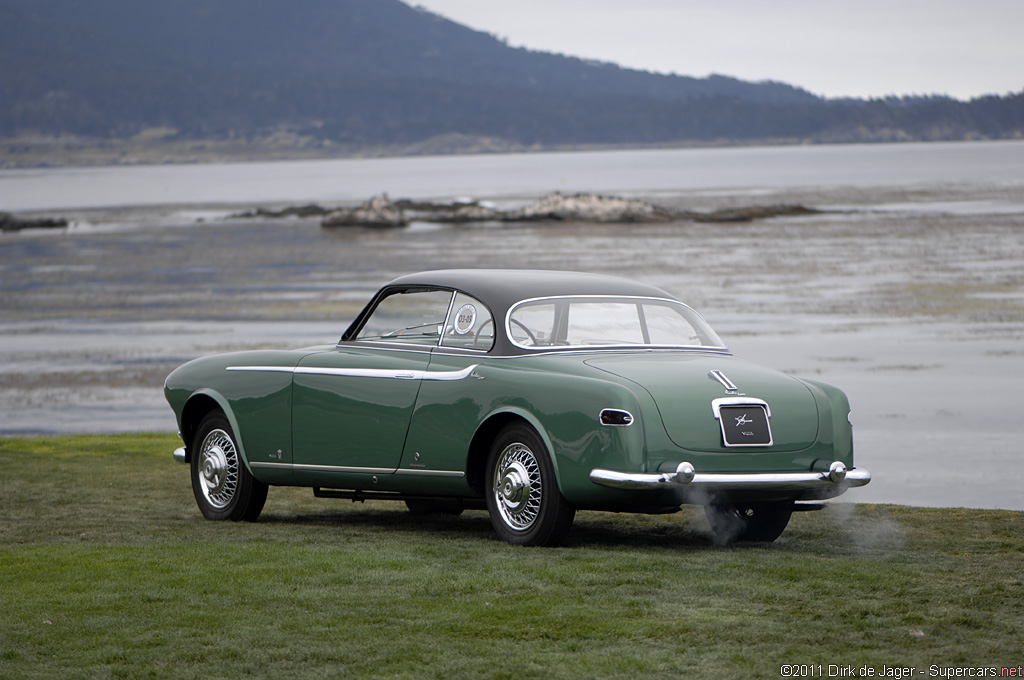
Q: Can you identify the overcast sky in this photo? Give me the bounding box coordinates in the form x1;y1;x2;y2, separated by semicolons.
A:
412;0;1023;100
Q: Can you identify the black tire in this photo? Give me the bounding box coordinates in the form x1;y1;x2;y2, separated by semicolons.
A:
704;500;793;545
190;411;268;522
404;498;465;516
485;423;575;546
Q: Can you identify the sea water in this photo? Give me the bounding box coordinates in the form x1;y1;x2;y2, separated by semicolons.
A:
3;139;1023;212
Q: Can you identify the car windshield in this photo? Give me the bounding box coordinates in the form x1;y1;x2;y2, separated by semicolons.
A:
506;296;726;350
353;288;495;350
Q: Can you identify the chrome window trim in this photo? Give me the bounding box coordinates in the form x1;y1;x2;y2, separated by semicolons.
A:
439;290;458;346
431;344;491;355
504;295;728;352
336;341;435;354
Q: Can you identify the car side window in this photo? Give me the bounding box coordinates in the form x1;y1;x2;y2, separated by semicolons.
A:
642;302;705;345
440;292;494;350
354;289;454;345
565;302;645;346
508;302;556;346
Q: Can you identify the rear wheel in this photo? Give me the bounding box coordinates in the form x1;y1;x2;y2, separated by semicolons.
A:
485;423;575;546
704;500;793;545
190;411;268;522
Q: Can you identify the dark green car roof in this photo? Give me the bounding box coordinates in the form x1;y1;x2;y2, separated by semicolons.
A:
385;269;675;312
342;269;681;353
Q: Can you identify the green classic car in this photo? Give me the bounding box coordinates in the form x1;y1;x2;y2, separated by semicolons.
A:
165;269;870;546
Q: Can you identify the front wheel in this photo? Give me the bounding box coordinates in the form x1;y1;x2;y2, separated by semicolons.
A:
485;423;575;546
704;500;793;545
190;411;268;522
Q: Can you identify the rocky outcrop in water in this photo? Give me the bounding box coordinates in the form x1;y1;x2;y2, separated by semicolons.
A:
507;192;674;223
319;192;679;228
229;192;821;229
322;194;408;228
231;204;331;219
1;212;68;232
685;204;818;223
394;198;504;223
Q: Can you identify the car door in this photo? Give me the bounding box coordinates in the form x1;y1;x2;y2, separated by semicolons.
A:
290;288;454;481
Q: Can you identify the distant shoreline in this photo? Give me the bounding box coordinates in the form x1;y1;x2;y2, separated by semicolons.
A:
4;140;1022;214
3;131;1020;171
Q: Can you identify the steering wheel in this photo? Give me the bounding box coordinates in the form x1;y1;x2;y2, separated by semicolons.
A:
509;318;539;346
473;319;495;348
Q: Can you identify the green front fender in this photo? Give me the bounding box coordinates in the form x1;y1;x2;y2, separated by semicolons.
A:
177;388;257;476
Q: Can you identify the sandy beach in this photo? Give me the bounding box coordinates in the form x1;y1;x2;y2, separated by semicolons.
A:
2;145;1023;510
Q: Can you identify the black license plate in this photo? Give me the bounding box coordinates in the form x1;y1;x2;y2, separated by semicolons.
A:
718;405;772;447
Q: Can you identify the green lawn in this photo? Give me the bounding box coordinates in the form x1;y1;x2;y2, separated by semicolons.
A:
1;434;1021;679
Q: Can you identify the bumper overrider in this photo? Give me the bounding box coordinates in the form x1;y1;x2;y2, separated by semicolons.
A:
590;461;870;501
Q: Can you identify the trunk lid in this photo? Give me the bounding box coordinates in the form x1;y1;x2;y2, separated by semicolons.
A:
584;353;819;452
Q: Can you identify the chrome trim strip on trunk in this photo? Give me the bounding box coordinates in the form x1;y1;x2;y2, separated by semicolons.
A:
711;396;771;419
708;370;739;393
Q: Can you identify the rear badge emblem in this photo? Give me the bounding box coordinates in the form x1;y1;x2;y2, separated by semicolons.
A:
712;397;773;447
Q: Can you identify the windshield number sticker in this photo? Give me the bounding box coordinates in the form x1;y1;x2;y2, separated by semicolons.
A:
453;304;477;335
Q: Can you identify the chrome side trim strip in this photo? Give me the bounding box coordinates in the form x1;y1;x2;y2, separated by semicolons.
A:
248;461;465;478
227;365;295;373
228;364;479;381
293;463;394;474
395;469;466;478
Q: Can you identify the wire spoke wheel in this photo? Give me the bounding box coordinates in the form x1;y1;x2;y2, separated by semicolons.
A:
485;423;575;546
189;412;268;522
492;442;543;531
196;428;239;509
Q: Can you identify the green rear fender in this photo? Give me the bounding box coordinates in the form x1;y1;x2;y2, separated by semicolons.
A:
800;378;855;468
476;395;648;506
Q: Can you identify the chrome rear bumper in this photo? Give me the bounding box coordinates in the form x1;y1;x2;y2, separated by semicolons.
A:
590;461;870;501
173;446;187;464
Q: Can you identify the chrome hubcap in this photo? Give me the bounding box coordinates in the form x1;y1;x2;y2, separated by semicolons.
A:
197;429;238;509
492;443;542;531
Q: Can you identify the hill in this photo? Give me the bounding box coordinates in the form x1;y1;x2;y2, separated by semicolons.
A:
1;0;1021;163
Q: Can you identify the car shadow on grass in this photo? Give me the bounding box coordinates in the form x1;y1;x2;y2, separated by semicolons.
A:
254;505;736;550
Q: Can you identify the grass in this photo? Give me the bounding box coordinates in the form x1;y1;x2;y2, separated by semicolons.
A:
1;434;1022;679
